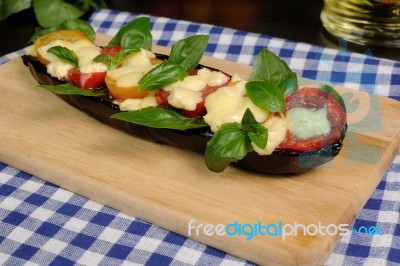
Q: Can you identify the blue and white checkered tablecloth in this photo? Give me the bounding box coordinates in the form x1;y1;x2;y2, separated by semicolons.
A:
0;8;399;266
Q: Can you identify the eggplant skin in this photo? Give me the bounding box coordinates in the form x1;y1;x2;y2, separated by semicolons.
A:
22;55;346;174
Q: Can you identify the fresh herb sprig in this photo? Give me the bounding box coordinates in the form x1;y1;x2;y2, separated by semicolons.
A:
47;46;79;67
249;48;298;95
204;109;267;172
108;17;153;51
137;35;209;91
93;47;140;69
168;35;209;71
111;107;208;130
39;83;107;96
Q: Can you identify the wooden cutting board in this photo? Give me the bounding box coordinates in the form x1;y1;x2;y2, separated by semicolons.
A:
0;36;399;265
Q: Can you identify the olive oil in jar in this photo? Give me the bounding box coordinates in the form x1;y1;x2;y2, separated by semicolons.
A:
321;0;400;47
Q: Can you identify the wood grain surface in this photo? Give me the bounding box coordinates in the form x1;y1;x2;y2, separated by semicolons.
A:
0;38;399;265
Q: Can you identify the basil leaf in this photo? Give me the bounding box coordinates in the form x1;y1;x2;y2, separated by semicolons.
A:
39;84;107;96
108;17;152;50
285;72;298;95
93;47;140;69
241;109;268;149
59;18;96;41
0;0;31;21
204;123;253;173
249;49;298;95
246;80;285;113
111;107;208;130
169;35;209;71
47;46;79;67
93;54;106;63
33;0;86;28
320;84;347;112
139;62;188;91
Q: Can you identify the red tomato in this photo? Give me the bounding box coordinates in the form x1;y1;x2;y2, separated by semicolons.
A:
100;46;123;56
68;68;106;90
277;87;347;152
181;100;206;118
155;89;170;107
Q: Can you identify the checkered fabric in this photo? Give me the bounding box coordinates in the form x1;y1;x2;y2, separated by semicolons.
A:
0;8;399;266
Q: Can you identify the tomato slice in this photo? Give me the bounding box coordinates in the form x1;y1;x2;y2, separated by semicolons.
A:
34;30;93;66
277;87;347;152
101;46;123;56
181;101;206;118
68;68;106;90
105;75;149;99
156;89;170;107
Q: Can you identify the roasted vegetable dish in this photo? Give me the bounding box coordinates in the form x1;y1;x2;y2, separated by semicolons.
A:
22;17;347;173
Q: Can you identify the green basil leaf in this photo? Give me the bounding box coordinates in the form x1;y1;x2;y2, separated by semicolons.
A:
249;48;298;94
0;0;31;21
93;47;140;69
59;18;96;41
320;84;347;112
139;62;188;91
47;46;79;67
39;84;107;96
241;109;268;149
108;17;152;50
111;107;208;130
246;80;285;113
33;0;87;28
285;72;298;95
93;54;106;63
168;35;209;71
204;123;253;173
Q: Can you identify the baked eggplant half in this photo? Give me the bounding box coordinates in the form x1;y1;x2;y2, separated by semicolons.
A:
22;18;347;174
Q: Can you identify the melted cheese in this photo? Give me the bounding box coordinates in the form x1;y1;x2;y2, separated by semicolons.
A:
204;80;269;133
197;68;229;87
288;107;331;139
165;75;207;92
118;93;158;111
167;88;203;111
39;39;106;80
25;45;37;57
252;115;288;155
122;48;156;68
164;68;229;111
75;46;107;73
107;49;157;87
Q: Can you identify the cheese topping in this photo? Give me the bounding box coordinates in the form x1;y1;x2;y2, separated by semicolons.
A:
106;49;158;87
204;80;269;133
38;39;106;80
167;88;203;111
252;115;288;155
288;107;331;139
25;45;37;57
75;46;107;73
165;75;207;92
163;68;229;111
118;93;158;111
197;68;230;87
121;48;156;68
